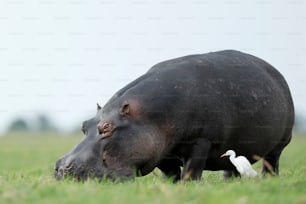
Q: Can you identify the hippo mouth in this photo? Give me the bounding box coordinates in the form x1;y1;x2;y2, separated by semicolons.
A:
54;164;103;181
54;164;135;182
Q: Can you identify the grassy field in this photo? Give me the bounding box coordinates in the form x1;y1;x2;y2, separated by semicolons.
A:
0;132;305;204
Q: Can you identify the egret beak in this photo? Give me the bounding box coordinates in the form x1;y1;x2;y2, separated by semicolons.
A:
220;153;227;158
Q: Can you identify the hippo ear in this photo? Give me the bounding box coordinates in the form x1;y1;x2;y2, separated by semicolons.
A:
120;101;130;116
97;103;102;110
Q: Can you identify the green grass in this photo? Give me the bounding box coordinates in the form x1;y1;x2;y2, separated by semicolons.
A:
0;132;305;204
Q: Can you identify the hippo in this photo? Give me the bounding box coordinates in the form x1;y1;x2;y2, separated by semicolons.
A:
55;50;294;181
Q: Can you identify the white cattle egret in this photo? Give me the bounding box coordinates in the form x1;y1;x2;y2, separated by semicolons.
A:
221;150;257;177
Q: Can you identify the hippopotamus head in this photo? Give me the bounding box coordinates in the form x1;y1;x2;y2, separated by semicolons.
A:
54;99;168;181
54;104;104;181
95;97;168;180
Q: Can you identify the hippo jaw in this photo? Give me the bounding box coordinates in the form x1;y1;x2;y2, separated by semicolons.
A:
54;157;105;181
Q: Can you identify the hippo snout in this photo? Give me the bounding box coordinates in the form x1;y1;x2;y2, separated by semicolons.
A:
54;153;106;181
54;158;90;181
54;158;75;180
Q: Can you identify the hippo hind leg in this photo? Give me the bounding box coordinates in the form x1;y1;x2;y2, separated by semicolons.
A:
262;131;292;175
262;150;281;175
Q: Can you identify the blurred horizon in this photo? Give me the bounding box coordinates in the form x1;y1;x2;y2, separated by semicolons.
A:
0;1;306;133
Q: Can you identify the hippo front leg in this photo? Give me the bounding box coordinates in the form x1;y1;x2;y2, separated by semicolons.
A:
181;138;211;180
157;157;182;182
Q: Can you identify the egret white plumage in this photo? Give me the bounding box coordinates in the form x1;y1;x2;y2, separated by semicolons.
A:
221;150;257;177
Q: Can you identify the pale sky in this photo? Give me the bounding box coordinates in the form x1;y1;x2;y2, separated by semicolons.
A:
0;1;305;132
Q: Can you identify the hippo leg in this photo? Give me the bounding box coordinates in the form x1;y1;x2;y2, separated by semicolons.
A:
262;148;284;176
262;151;281;175
157;158;182;182
223;170;241;179
262;132;292;175
181;138;211;180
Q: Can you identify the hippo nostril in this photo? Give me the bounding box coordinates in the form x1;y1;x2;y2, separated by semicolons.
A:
54;158;76;179
54;166;65;178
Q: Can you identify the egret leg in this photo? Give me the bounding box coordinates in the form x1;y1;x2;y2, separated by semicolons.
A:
223;170;241;179
181;138;211;180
